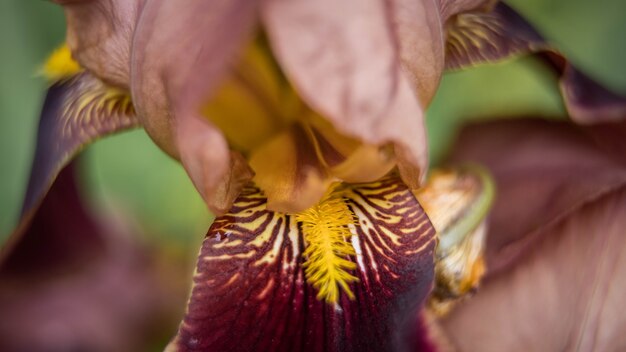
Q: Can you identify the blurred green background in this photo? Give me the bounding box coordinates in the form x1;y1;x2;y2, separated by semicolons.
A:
1;0;625;245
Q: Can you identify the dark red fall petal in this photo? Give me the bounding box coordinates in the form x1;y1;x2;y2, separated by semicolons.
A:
448;118;626;275
444;2;626;124
167;175;437;352
1;162;104;276
1;73;138;261
542;52;626;124
0;161;184;352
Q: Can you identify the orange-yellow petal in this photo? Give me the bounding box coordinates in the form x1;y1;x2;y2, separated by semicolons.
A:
249;125;333;212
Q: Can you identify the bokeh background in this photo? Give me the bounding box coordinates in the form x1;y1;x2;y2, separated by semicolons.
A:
1;0;626;244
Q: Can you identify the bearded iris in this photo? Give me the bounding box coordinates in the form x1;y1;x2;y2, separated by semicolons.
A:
5;0;626;351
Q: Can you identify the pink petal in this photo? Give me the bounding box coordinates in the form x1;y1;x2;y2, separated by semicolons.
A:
443;188;626;351
442;118;626;350
131;0;259;213
56;0;142;88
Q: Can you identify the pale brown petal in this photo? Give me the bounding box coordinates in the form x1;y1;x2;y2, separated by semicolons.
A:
56;0;142;88
442;118;626;350
131;0;259;213
443;188;626;351
437;0;495;21
261;0;444;188
176;115;252;215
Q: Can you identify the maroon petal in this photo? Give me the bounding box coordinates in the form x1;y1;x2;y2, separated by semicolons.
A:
0;162;181;352
167;175;437;351
261;0;444;188
583;120;626;165
443;2;626;124
2;162;104;275
448;118;626;275
3;73;138;260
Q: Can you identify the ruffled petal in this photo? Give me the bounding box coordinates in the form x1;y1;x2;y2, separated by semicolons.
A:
167;175;437;351
262;0;444;188
131;0;259;156
176;115;253;215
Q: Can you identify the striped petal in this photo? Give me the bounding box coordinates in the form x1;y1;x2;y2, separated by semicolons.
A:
4;50;138;259
167;174;437;351
22;71;137;215
443;2;626;124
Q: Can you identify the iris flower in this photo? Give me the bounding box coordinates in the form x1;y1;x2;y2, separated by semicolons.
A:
19;0;625;220
5;0;626;351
